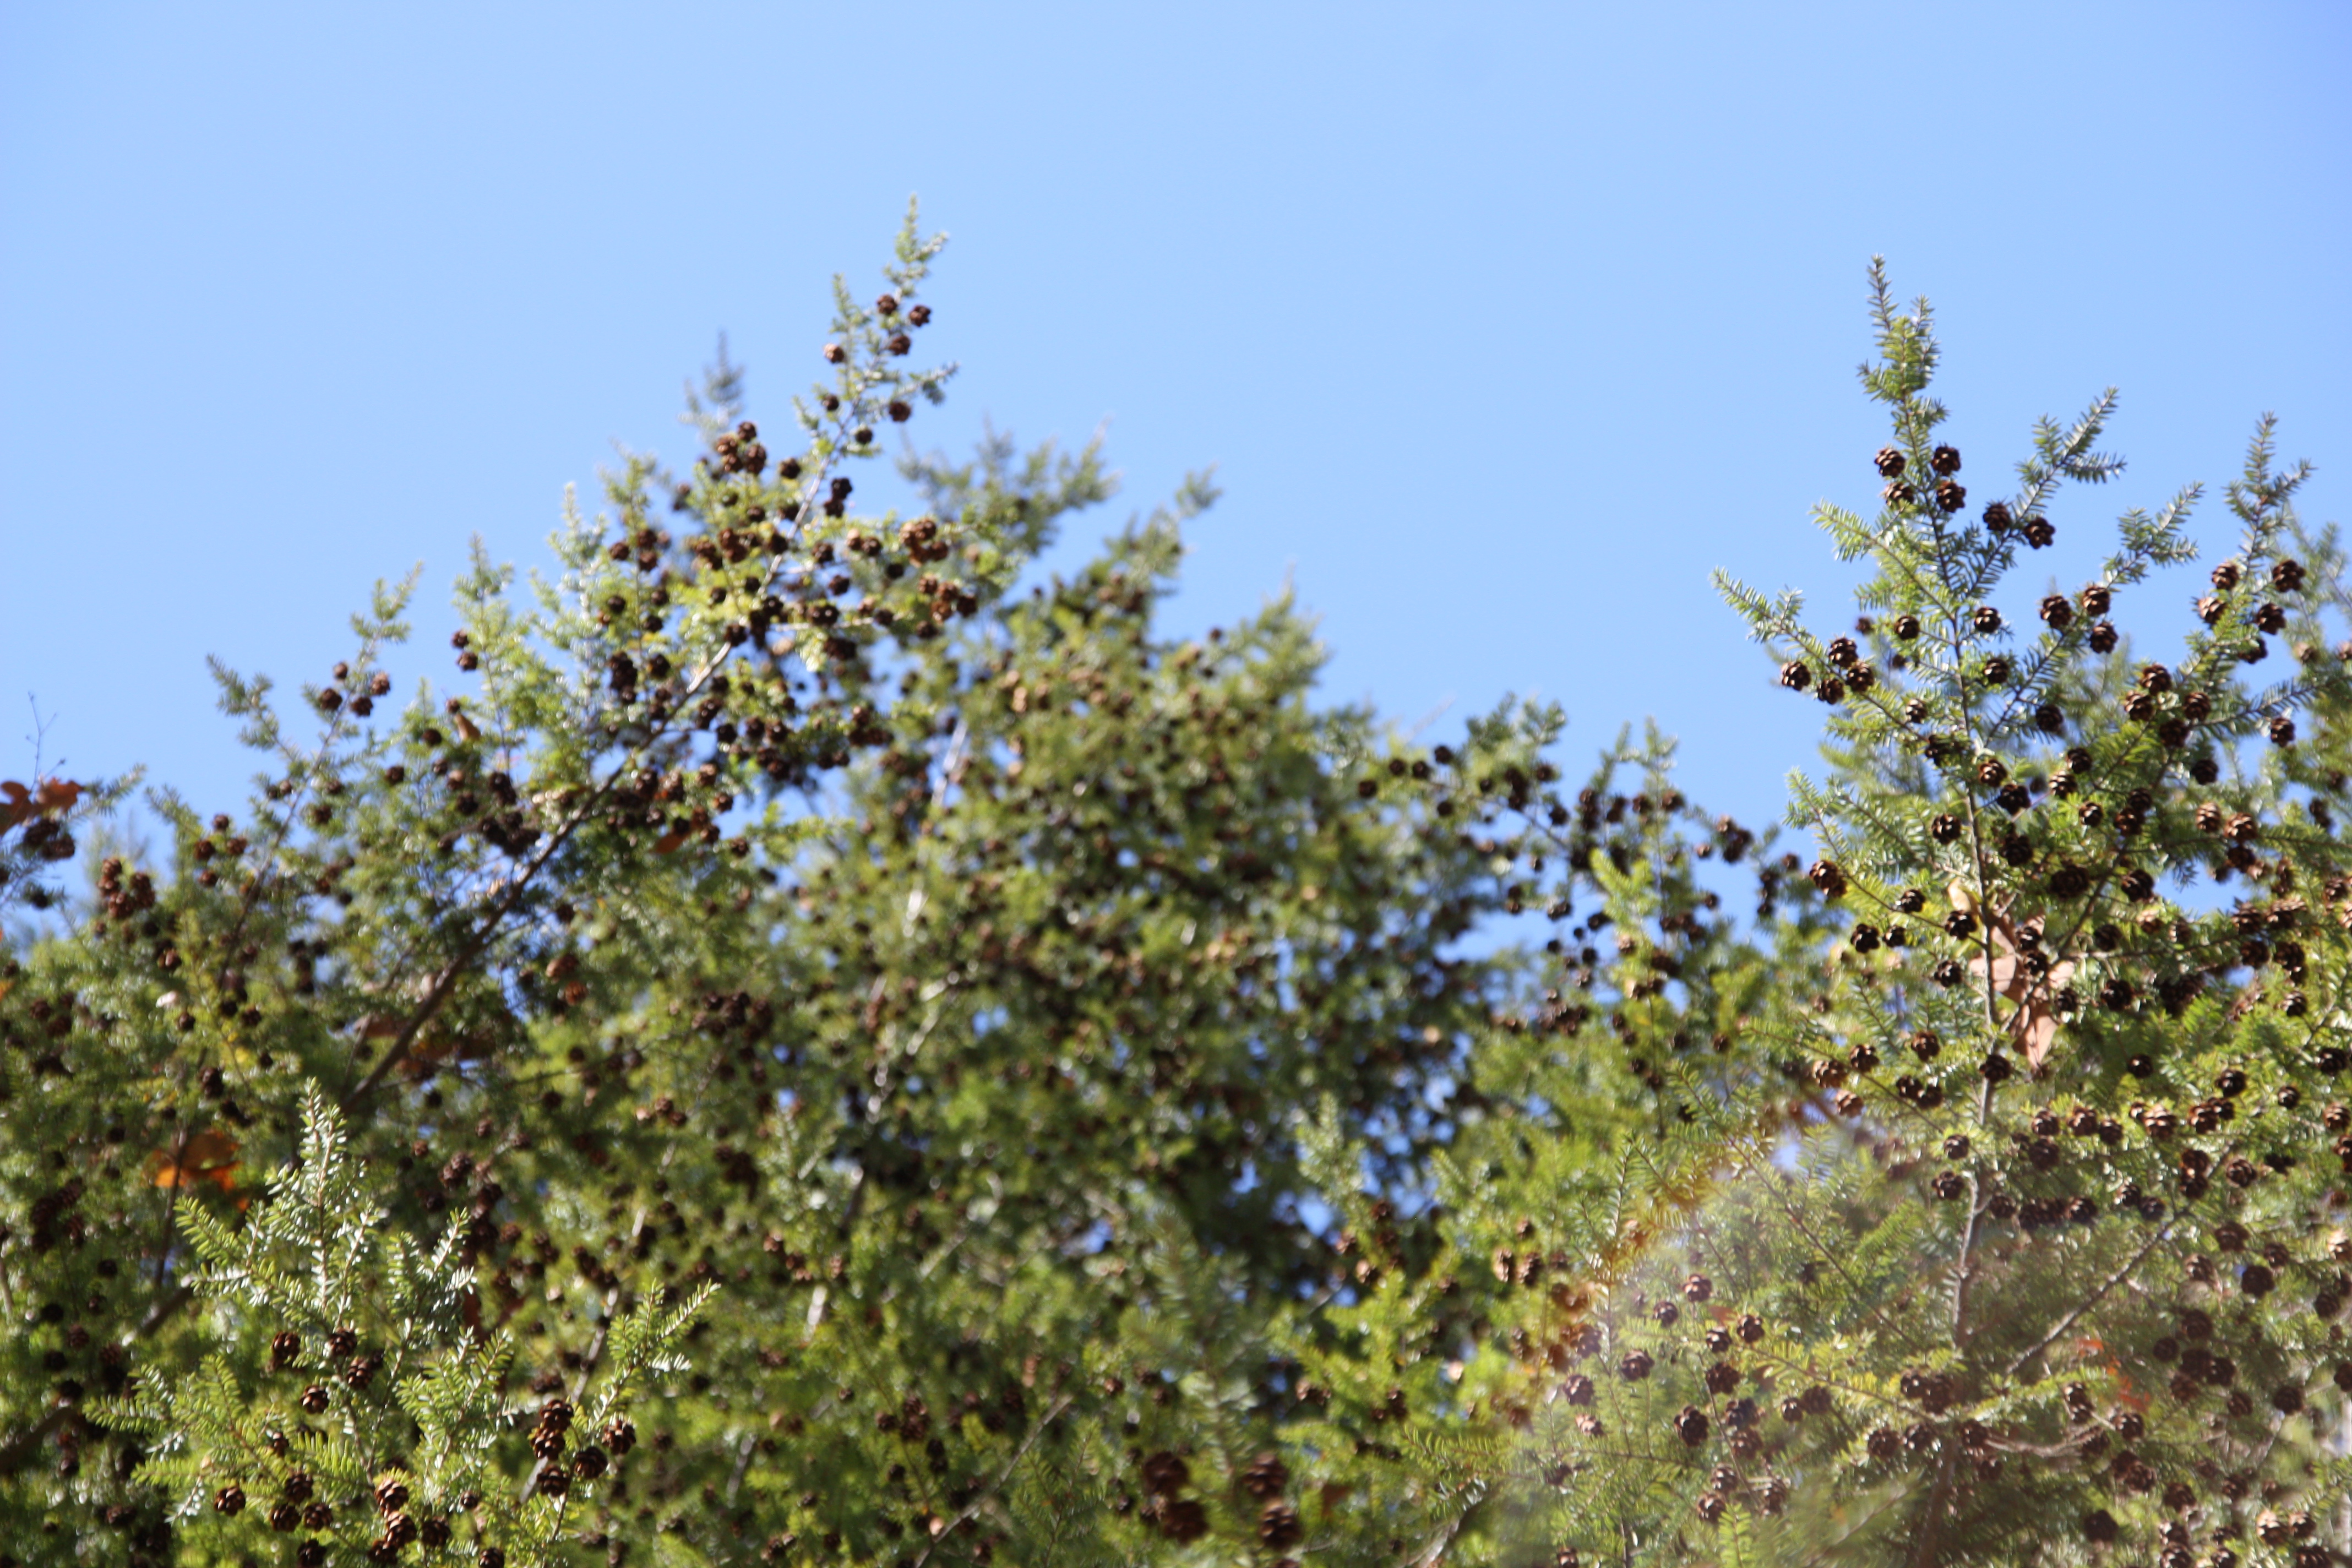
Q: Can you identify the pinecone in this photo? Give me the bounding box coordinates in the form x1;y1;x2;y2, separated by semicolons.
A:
212;1483;246;1516
1936;480;1966;512
375;1478;409;1514
325;1326;359;1359
1874;447;1907;478
1619;1350;1653;1382
299;1382;330;1413
1259;1500;1302;1549
1140;1450;1189;1494
268;1331;302;1372
1982;501;2013;533
1239;1452;1289;1499
571;1445;608;1480
602;1417;636;1455
1673;1405;1709;1446
1155;1498;1208;1543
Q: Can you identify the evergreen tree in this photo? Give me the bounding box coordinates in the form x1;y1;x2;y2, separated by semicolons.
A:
4;227;2348;1568
1310;262;2352;1567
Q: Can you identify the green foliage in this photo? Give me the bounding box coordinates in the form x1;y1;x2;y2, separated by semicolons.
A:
96;1087;708;1564
3;231;2348;1568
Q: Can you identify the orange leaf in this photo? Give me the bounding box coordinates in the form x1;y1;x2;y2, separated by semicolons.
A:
34;778;83;812
148;1129;241;1192
654;831;687;855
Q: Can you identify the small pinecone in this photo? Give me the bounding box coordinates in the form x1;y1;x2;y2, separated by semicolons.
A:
1141;1450;1189;1494
297;1543;328;1568
1892;614;1921;640
267;1500;302;1533
325;1326;359;1359
1673;1405;1709;1446
1936;480;1966;512
1240;1452;1289;1499
1778;660;1813;692
375;1478;409;1514
531;1427;568;1461
303;1501;333;1529
1704;1362;1742;1395
299;1383;330;1413
1931;445;1961;475
1694;1492;1726;1523
482;1552;508;1568
268;1331;302;1372
1259;1501;1302;1549
418;1518;451;1549
281;1470;315;1504
1619;1351;1654;1382
1865;1428;1899;1462
602;1417;636;1456
1805;861;1847;899
1683;1273;1714;1303
345;1353;383;1390
1874;447;1907;478
1156;1498;1208;1544
535;1467;570;1498
2039;594;2073;629
2083;1509;2119;1544
212;1483;246;1516
571;1445;608;1480
1982;501;2012;533
2273;558;2306;591
539;1397;574;1432
2270;716;2296;745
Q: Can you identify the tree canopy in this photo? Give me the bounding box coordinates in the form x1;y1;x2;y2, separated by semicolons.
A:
4;214;2350;1568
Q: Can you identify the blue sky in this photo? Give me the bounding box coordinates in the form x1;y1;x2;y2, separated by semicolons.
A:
4;2;2347;843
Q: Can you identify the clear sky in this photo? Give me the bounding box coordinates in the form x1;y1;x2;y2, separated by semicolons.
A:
3;2;2347;844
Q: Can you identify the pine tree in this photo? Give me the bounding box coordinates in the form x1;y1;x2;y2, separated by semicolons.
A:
6;229;2348;1568
1311;262;2352;1567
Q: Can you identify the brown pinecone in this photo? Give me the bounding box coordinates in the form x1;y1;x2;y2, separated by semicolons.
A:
1140;1450;1189;1494
1619;1350;1653;1382
1936;480;1966;511
571;1445;608;1480
1155;1498;1208;1543
602;1417;636;1455
1259;1500;1302;1549
268;1331;302;1372
1874;446;1907;478
375;1478;409;1514
213;1483;246;1516
1673;1405;1709;1446
1240;1452;1289;1499
1683;1273;1714;1302
1982;500;2013;533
